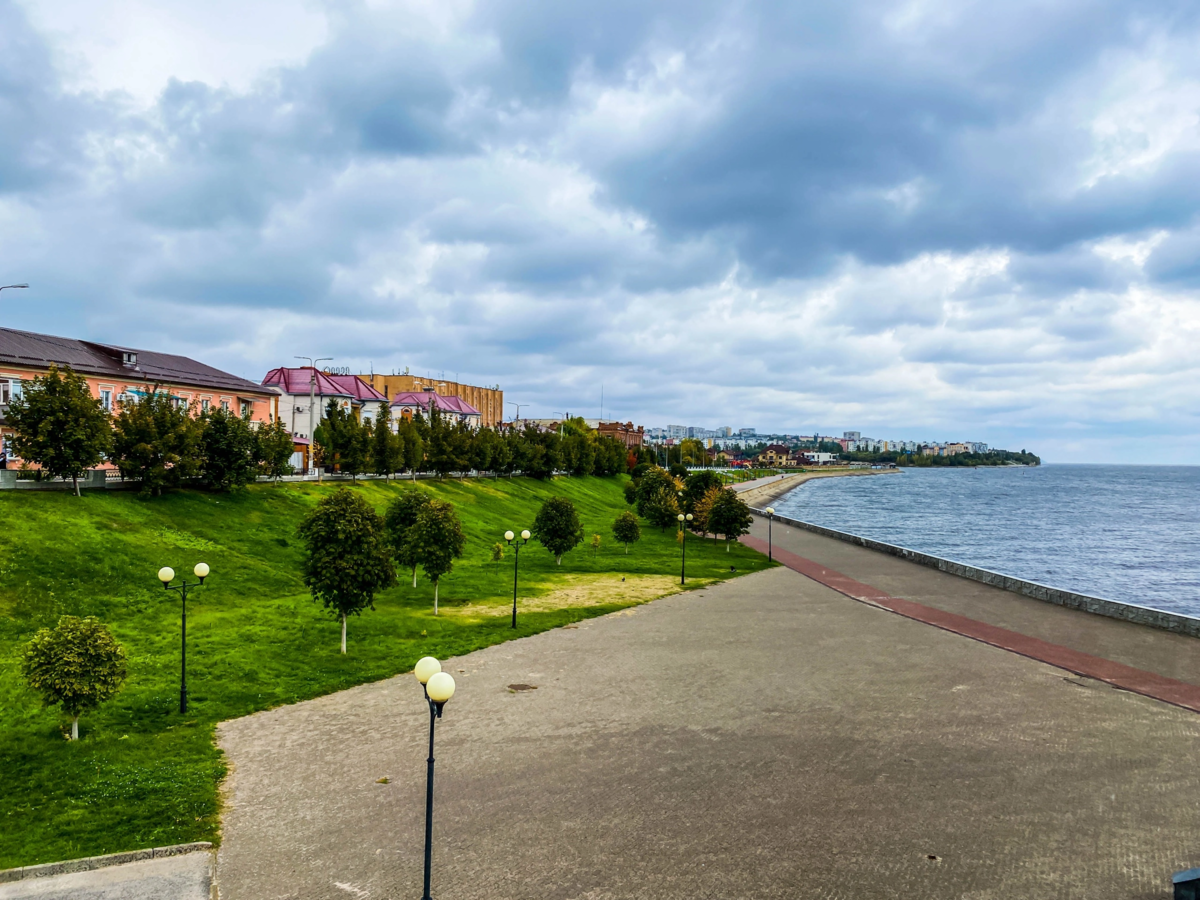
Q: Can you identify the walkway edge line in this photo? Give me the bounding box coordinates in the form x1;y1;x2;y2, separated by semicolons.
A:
742;535;1200;716
0;842;214;884
750;509;1200;638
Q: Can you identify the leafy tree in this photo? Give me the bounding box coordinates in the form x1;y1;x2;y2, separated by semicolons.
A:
490;429;513;475
199;407;258;491
643;485;681;531
707;487;754;551
634;467;680;518
692;484;724;538
398;417;424;478
21;616;127;740
384;487;432;587
532;496;584;565
682;470;724;515
590;533;602;557
409;499;466;614
566;433;596;477
491;541;505;573
312;423;330;482
669;462;689;479
373;406;400;479
623;479;637;505
522;426;561;479
427;408;461;478
471;426;500;474
257;417;296;482
110;389;203;495
340;416;371;482
612;510;641;554
5;365;110;497
297;488;396;652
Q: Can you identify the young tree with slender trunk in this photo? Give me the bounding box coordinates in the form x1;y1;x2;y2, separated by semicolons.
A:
612;510;641;554
384;487;432;587
532;496;584;565
6;365;110;496
297;488;396;652
256;417;296;482
22;616;127;740
373;406;399;480
408;499;466;614
706;487;754;551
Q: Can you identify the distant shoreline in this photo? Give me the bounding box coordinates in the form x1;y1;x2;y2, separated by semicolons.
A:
735;467;899;507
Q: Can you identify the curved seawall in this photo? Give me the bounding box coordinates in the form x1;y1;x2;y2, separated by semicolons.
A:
752;508;1200;638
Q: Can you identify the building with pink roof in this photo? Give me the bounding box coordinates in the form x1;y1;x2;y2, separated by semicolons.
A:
261;367;388;470
390;390;482;427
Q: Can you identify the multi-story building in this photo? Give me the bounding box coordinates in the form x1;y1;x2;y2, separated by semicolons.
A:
1;327;278;463
597;421;645;449
261;367;387;438
360;372;503;428
389;391;482;427
843;431;861;441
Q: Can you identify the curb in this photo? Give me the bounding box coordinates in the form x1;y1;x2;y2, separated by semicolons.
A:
0;842;214;884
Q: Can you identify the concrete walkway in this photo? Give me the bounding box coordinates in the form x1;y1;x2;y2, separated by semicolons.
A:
0;853;212;900
216;562;1200;899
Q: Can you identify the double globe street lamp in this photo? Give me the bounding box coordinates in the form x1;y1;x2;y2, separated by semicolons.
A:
414;657;457;900
504;529;530;628
157;563;209;714
677;513;693;584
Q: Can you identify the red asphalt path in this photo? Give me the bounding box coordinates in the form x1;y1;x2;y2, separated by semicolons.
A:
741;534;1200;715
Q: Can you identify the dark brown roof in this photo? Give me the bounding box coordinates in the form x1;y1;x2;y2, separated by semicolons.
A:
0;327;271;395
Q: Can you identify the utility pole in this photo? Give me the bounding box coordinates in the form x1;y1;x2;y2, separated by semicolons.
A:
295;356;331;474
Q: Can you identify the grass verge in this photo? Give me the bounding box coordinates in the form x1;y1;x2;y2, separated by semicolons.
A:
0;475;770;867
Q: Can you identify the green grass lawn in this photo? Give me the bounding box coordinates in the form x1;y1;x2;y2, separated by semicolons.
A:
0;475;771;868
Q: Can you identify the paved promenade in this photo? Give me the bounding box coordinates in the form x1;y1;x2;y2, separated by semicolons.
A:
216;543;1200;899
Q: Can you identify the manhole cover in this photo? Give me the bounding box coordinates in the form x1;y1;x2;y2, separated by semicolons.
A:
508;684;538;692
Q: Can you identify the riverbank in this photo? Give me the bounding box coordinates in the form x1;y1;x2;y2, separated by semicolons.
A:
733;467;900;507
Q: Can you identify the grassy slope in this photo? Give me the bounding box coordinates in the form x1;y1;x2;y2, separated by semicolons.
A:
0;476;771;868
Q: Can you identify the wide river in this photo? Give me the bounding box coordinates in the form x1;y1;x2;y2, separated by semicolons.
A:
772;464;1200;618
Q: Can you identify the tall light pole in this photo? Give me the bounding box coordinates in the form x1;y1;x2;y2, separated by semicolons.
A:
506;401;525;425
505;529;531;627
0;283;29;298
677;513;693;584
553;412;567;438
765;507;775;561
414;657;457;900
157;563;210;713
295;356;331;474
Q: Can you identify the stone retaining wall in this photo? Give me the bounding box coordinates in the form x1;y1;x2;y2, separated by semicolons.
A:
755;509;1200;638
0;842;213;883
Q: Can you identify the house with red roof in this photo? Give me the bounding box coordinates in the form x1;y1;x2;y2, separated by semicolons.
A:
390;390;482;427
261;367;388;471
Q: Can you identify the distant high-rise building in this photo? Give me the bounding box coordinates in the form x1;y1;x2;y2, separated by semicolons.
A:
738;427;756;436
844;431;861;441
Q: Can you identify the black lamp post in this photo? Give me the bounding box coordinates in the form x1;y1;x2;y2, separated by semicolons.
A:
157;563;209;714
766;507;775;561
677;512;693;585
414;657;456;900
504;529;530;628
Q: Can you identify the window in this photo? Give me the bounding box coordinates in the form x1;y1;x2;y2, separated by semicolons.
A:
100;389;112;411
221;400;230;411
122;351;137;366
201;398;211;412
240;400;252;417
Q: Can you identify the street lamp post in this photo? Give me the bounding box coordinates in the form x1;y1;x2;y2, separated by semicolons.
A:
0;283;29;300
677;513;693;584
504;529;531;627
506;401;525;425
295;356;331;475
157;563;210;714
414;657;456;900
766;507;775;561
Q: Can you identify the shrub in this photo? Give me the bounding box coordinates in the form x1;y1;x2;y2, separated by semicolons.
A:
22;616;127;740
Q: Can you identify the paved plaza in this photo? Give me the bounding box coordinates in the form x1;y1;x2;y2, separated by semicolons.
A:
216;529;1200;900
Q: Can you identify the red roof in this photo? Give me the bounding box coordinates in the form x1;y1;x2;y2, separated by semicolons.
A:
324;373;386;401
390;391;481;416
262;367;358;398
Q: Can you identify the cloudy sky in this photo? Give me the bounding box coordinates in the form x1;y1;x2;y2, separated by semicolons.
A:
3;0;1200;461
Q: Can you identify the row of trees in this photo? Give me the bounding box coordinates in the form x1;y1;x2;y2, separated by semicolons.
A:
626;466;754;549
5;366;296;496
313;400;636;482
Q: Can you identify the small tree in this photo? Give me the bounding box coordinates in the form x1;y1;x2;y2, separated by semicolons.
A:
532;496;584;565
590;533;602;557
340;417;370;482
491;541;505;573
22;616;127;740
6;365;111;497
110;390;202;495
373;407;399;480
693;484;724;538
623;480;637;505
384;488;432;587
612;510;641;554
257;417;296;482
399;418;424;479
707;487;754;551
297;488;396;652
682;470;723;514
198;407;258;491
634;467;679;518
409;499;466;614
643;485;681;531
